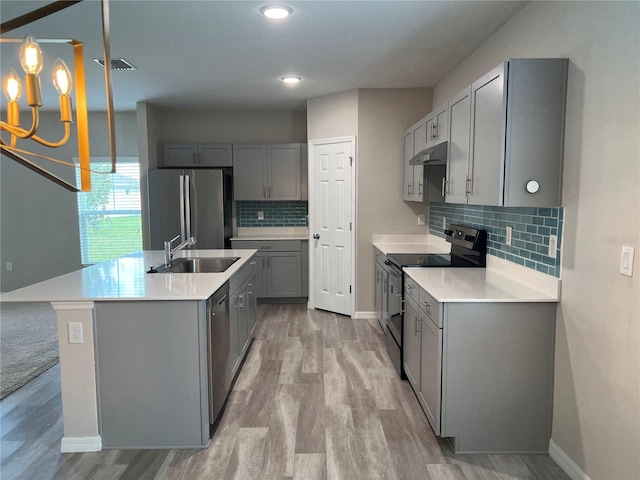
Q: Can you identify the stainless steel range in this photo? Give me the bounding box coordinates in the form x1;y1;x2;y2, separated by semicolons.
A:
384;224;487;378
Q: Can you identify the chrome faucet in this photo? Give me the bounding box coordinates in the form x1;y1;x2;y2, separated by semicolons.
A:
164;234;197;266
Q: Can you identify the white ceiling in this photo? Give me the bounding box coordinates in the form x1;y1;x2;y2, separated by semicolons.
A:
0;1;526;112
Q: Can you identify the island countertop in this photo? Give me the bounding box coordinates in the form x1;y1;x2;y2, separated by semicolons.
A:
0;249;257;302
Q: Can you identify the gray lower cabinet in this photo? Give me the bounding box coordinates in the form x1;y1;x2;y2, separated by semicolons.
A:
94;259;258;449
403;281;556;453
95;301;209;449
229;258;258;378
403;295;421;389
231;239;307;299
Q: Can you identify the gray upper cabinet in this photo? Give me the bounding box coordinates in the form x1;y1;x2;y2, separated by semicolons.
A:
444;58;568;207
445;87;472;204
402;129;414;201
161;144;232;168
403;118;428;203
425;103;448;149
233;145;267;200
233;143;306;201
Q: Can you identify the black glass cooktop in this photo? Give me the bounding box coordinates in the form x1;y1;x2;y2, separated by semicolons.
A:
387;253;481;269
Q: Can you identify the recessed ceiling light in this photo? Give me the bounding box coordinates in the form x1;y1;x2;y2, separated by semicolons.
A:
280;75;302;84
260;4;292;20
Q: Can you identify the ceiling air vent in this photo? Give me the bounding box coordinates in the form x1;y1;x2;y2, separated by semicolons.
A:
93;58;137;71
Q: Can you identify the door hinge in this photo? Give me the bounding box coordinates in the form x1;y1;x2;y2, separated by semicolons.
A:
350;156;353;166
350;222;352;231
349;285;352;293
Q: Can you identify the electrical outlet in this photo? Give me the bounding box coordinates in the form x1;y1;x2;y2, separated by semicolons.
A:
442;216;446;229
506;226;512;246
548;235;557;258
6;262;12;272
257;211;264;220
68;322;83;344
417;214;426;225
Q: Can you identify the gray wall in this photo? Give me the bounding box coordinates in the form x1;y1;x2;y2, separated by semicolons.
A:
1;111;138;292
431;2;639;478
307;88;433;313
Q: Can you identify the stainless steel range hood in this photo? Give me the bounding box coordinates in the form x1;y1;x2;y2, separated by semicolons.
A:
409;141;447;165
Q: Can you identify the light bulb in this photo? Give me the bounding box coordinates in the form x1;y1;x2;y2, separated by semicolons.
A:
19;35;43;75
52;59;72;95
260;5;292;19
280;75;302;84
3;68;22;101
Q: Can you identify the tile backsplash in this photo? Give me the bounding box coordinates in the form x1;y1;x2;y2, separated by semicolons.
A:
238;201;308;227
429;203;563;277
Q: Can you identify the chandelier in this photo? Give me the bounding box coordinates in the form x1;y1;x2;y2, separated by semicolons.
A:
0;0;116;192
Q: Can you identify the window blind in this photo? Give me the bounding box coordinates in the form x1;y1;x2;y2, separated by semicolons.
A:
75;160;142;264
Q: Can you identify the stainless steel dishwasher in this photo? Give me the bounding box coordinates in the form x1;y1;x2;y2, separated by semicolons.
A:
207;282;230;425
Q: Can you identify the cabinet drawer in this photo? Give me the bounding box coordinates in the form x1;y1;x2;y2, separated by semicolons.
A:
231;240;301;252
404;276;419;302
419;288;442;328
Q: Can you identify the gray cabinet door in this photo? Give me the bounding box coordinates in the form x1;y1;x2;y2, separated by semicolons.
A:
268;144;301;200
403;296;421;390
199;144;233;167
229;289;241;377
412;121;426;201
375;262;384;324
446;87;472;204
233;145;267;200
469;62;507;206
503;58;567;207
419;312;442;436
247;270;257;338
162;144;198;167
403;129;414;201
238;288;250;358
267;251;302;297
252;253;267;298
434;103;448;145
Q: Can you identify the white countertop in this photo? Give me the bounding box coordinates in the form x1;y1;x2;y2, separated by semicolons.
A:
232;226;309;241
373;233;450;255
0;249;257;302
404;267;559;303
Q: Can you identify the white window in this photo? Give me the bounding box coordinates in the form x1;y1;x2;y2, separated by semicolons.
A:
75;157;142;264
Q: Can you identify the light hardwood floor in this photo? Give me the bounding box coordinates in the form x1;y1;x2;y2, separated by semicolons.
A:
0;304;570;480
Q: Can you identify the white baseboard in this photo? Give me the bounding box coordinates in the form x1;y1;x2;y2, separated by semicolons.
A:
549;439;591;480
353;311;376;319
61;436;102;453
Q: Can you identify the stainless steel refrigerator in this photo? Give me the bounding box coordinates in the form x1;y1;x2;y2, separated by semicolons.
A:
148;169;233;250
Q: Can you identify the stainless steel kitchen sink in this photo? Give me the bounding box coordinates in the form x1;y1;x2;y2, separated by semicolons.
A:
150;257;240;274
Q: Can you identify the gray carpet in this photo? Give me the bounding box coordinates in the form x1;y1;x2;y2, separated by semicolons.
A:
0;302;59;400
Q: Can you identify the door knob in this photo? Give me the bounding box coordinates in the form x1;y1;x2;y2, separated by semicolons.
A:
313;234;320;239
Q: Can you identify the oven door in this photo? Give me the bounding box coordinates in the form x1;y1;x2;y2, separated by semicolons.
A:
385;262;403;344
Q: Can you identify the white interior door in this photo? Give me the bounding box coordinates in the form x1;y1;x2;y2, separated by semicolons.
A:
312;139;354;316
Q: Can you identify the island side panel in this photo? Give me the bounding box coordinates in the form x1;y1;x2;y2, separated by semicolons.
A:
441;302;556;453
53;302;102;452
94;300;208;449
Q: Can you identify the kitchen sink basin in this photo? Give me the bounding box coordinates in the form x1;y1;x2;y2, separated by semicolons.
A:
150;257;240;274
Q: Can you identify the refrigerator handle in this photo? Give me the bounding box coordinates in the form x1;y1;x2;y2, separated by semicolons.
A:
185;174;192;240
179;175;186;242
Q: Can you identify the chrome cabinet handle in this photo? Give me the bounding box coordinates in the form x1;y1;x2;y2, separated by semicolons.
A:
418;181;423;196
415;314;419;335
237;293;244;309
442;177;447;197
268;186;271;198
465;176;472;195
263;186;267;198
408;183;412;195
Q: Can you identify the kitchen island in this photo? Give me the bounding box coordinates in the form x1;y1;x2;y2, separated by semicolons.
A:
0;249;257;453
